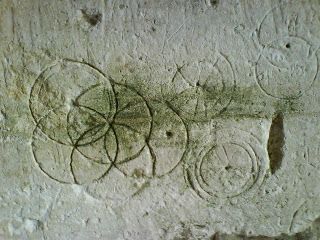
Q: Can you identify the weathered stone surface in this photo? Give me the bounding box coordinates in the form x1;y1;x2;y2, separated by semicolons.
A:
0;0;320;239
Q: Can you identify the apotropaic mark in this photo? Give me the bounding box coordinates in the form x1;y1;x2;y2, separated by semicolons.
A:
29;60;114;146
147;101;188;177
30;59;188;184
255;2;319;99
254;37;318;99
169;52;236;121
184;127;268;200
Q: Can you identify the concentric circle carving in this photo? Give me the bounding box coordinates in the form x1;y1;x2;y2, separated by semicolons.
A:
256;2;319;99
255;37;318;99
184;127;267;199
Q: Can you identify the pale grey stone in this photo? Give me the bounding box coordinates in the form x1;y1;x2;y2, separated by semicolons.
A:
0;0;319;239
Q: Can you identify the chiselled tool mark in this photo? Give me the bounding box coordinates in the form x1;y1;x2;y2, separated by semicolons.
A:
184;127;267;200
170;52;236;121
256;2;319;99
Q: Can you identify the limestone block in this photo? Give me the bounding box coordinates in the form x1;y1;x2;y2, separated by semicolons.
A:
0;0;320;239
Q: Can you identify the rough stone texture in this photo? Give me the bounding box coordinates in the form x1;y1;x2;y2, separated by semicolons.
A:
0;0;320;239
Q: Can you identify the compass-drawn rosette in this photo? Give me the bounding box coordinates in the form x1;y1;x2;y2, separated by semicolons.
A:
184;126;268;200
30;59;187;186
169;52;236;121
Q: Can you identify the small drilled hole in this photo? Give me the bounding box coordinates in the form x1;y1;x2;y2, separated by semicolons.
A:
81;9;102;26
210;0;219;7
225;165;231;170
166;131;173;138
285;43;291;49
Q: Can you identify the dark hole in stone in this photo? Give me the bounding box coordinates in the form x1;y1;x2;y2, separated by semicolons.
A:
210;233;219;240
225;165;231;171
166;131;173;138
81;9;102;26
196;82;201;87
267;113;285;174
210;0;219;7
285;43;291;48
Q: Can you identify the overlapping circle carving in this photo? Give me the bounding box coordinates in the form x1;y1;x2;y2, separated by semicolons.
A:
30;60;187;184
170;53;236;121
255;2;319;99
29;55;268;201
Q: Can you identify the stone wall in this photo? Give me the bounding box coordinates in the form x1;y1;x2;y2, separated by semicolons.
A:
0;0;319;239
